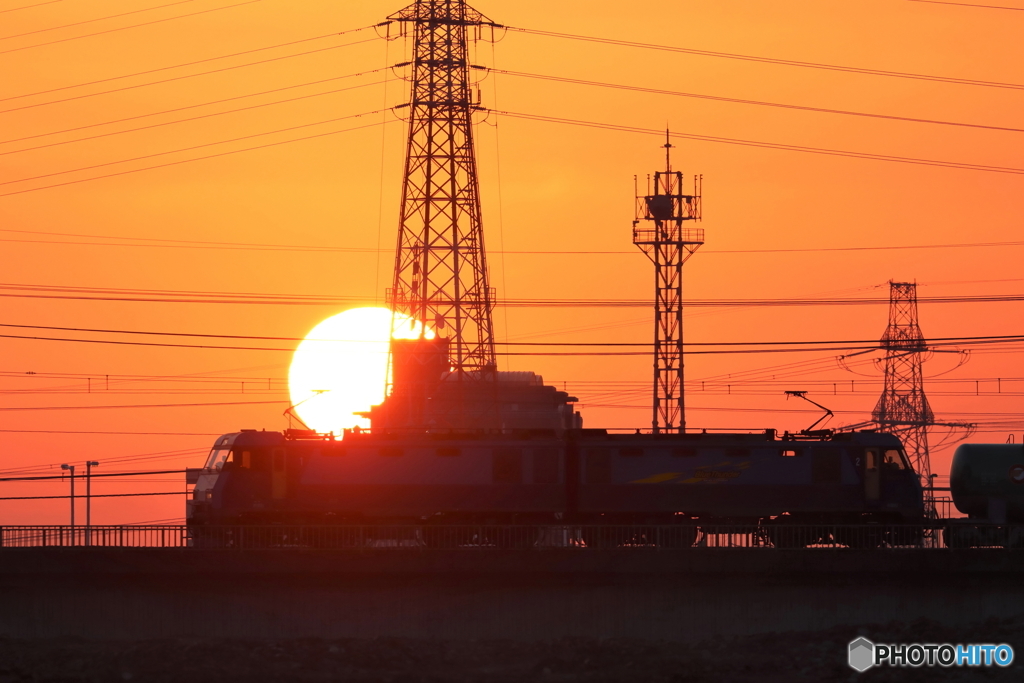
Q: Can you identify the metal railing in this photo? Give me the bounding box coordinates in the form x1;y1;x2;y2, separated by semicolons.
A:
2;523;1021;550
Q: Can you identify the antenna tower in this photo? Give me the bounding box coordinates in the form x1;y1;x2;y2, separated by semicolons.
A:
633;133;703;434
385;0;498;377
872;281;934;485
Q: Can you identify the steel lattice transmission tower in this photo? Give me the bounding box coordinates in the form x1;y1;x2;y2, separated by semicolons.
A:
633;135;703;434
385;0;498;377
872;281;934;484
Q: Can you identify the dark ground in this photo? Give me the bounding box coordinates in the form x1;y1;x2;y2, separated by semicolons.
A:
1;617;1021;683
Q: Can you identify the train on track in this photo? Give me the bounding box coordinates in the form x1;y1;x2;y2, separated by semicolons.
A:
187;426;925;548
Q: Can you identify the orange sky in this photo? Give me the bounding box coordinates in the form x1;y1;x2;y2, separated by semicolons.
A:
1;0;1022;524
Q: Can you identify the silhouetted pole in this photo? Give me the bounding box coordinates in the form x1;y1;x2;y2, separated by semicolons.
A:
61;463;75;545
85;460;99;546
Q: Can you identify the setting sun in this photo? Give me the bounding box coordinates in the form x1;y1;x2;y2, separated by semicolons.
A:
287;307;434;435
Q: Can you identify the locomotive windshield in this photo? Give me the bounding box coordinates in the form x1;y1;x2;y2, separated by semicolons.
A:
883;449;909;470
204;448;231;471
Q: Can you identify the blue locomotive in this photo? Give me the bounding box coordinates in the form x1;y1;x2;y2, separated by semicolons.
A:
187;426;923;547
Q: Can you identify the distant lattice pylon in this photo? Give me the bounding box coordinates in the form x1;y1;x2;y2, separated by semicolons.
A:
632;133;703;434
385;0;498;376
872;281;934;484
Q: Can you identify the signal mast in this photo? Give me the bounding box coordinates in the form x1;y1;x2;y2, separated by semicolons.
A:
633;133;703;434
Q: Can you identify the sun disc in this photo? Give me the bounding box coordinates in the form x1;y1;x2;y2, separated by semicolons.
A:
288;307;434;435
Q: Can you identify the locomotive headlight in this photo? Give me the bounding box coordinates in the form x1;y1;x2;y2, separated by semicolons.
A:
288;307;432;435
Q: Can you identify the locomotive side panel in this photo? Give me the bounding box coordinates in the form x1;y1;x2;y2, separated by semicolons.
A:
575;440;864;519
298;440;566;518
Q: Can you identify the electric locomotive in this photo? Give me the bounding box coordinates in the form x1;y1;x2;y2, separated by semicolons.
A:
187;426;923;546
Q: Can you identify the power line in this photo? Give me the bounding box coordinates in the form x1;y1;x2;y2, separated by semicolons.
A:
0;36;378;114
0;492;182;501
0;469;184;482
0;447;208;476
0;429;220;435
0;0;262;55
1;106;389;186
7;282;1024;308
509;26;1024;91
5;321;1024;348
495;69;1024;134
2;331;1022;356
0;67;388;147
1;0;198;40
0;399;288;411
0;1;63;14
4;228;1024;256
0;25;377;104
0;78;386;157
495;110;1024;175
0;118;392;198
908;0;1024;10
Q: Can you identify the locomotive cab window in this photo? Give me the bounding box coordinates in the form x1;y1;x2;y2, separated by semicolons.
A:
206;448;231;470
883;449;906;470
780;449;800;457
864;449;879;471
249;449;270;471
